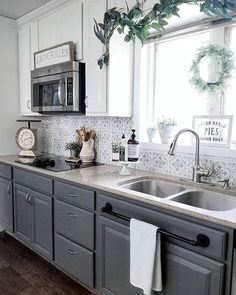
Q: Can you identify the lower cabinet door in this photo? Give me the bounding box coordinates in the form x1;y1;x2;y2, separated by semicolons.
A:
31;191;53;260
159;242;225;295
0;178;13;232
14;184;32;245
96;216;225;295
55;234;94;288
96;216;138;295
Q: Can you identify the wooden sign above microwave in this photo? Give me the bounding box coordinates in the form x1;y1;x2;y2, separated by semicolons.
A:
34;41;74;69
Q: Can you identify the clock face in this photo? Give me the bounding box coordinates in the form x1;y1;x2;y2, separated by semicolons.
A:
16;128;36;151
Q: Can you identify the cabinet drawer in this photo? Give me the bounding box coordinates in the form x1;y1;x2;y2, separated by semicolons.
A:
0;164;12;180
55;234;94;288
13;168;53;195
54;181;95;210
55;199;94;250
98;193;228;261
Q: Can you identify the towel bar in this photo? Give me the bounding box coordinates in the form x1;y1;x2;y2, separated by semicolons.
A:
101;202;210;248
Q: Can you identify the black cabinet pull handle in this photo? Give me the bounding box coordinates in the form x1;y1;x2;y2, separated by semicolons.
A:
67;249;77;255
102;202;210;248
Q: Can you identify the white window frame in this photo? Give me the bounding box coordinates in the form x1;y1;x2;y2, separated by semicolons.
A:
133;21;236;158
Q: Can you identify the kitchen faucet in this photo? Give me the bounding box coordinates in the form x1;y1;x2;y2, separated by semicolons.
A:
168;128;211;183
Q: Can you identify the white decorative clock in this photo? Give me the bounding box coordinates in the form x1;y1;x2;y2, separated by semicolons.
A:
16;125;40;157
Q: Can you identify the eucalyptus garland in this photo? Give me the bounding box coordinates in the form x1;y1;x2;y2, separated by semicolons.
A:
94;0;236;69
190;44;234;94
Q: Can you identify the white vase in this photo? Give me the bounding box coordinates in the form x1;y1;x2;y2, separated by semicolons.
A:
80;139;95;163
147;127;157;143
158;126;175;144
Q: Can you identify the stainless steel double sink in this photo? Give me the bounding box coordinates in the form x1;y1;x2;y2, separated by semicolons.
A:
119;178;236;212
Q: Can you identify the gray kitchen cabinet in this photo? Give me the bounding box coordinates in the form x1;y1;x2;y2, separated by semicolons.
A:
0;163;12;180
54;181;96;288
54;180;95;210
96;194;227;295
55;199;94;250
160;243;224;295
31;190;53;259
14;184;32;245
55;234;94;288
14;168;53;195
0;177;13;232
14;184;53;260
96;215;139;295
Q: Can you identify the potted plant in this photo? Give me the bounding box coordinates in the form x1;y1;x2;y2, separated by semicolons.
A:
65;142;82;159
157;117;177;144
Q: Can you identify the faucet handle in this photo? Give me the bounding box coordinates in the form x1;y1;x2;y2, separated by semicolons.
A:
206;163;215;177
201;163;215;180
218;177;231;190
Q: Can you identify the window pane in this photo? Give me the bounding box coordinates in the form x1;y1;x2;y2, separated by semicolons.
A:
139;25;236;147
152;32;210;144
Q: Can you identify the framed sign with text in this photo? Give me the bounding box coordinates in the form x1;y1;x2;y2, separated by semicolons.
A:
34;41;74;69
192;115;233;148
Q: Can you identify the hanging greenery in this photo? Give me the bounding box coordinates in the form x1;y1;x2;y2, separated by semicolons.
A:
94;0;236;69
190;44;234;94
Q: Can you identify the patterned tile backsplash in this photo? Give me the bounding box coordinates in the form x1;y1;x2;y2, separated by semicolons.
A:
43;116;236;185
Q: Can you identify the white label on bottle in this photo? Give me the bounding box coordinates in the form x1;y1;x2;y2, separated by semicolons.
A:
128;145;139;159
112;153;119;161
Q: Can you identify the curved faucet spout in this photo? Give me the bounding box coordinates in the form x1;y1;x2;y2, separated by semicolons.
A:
168;128;208;183
168;128;200;166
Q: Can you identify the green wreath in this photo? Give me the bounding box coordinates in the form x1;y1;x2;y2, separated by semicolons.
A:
190;44;234;94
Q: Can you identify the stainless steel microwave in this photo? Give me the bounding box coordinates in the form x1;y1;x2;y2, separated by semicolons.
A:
31;61;85;114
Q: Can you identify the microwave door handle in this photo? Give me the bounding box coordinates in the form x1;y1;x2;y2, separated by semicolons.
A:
58;79;65;106
65;78;68;106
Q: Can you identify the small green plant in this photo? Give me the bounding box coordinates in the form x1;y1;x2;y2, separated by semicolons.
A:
112;141;120;153
65;142;82;151
157;117;177;129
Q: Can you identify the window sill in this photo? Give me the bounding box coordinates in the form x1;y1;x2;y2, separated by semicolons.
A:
140;142;236;159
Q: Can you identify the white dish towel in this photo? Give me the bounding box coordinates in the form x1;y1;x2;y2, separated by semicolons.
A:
130;218;162;295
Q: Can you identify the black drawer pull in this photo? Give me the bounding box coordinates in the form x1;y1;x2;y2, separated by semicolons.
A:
67;249;77;255
102;203;210;248
68;193;77;198
67;212;77;218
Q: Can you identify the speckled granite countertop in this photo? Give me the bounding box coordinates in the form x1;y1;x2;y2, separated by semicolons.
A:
1;155;236;229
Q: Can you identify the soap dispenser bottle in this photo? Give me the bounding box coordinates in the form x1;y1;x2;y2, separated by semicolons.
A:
127;129;139;162
119;134;128;162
